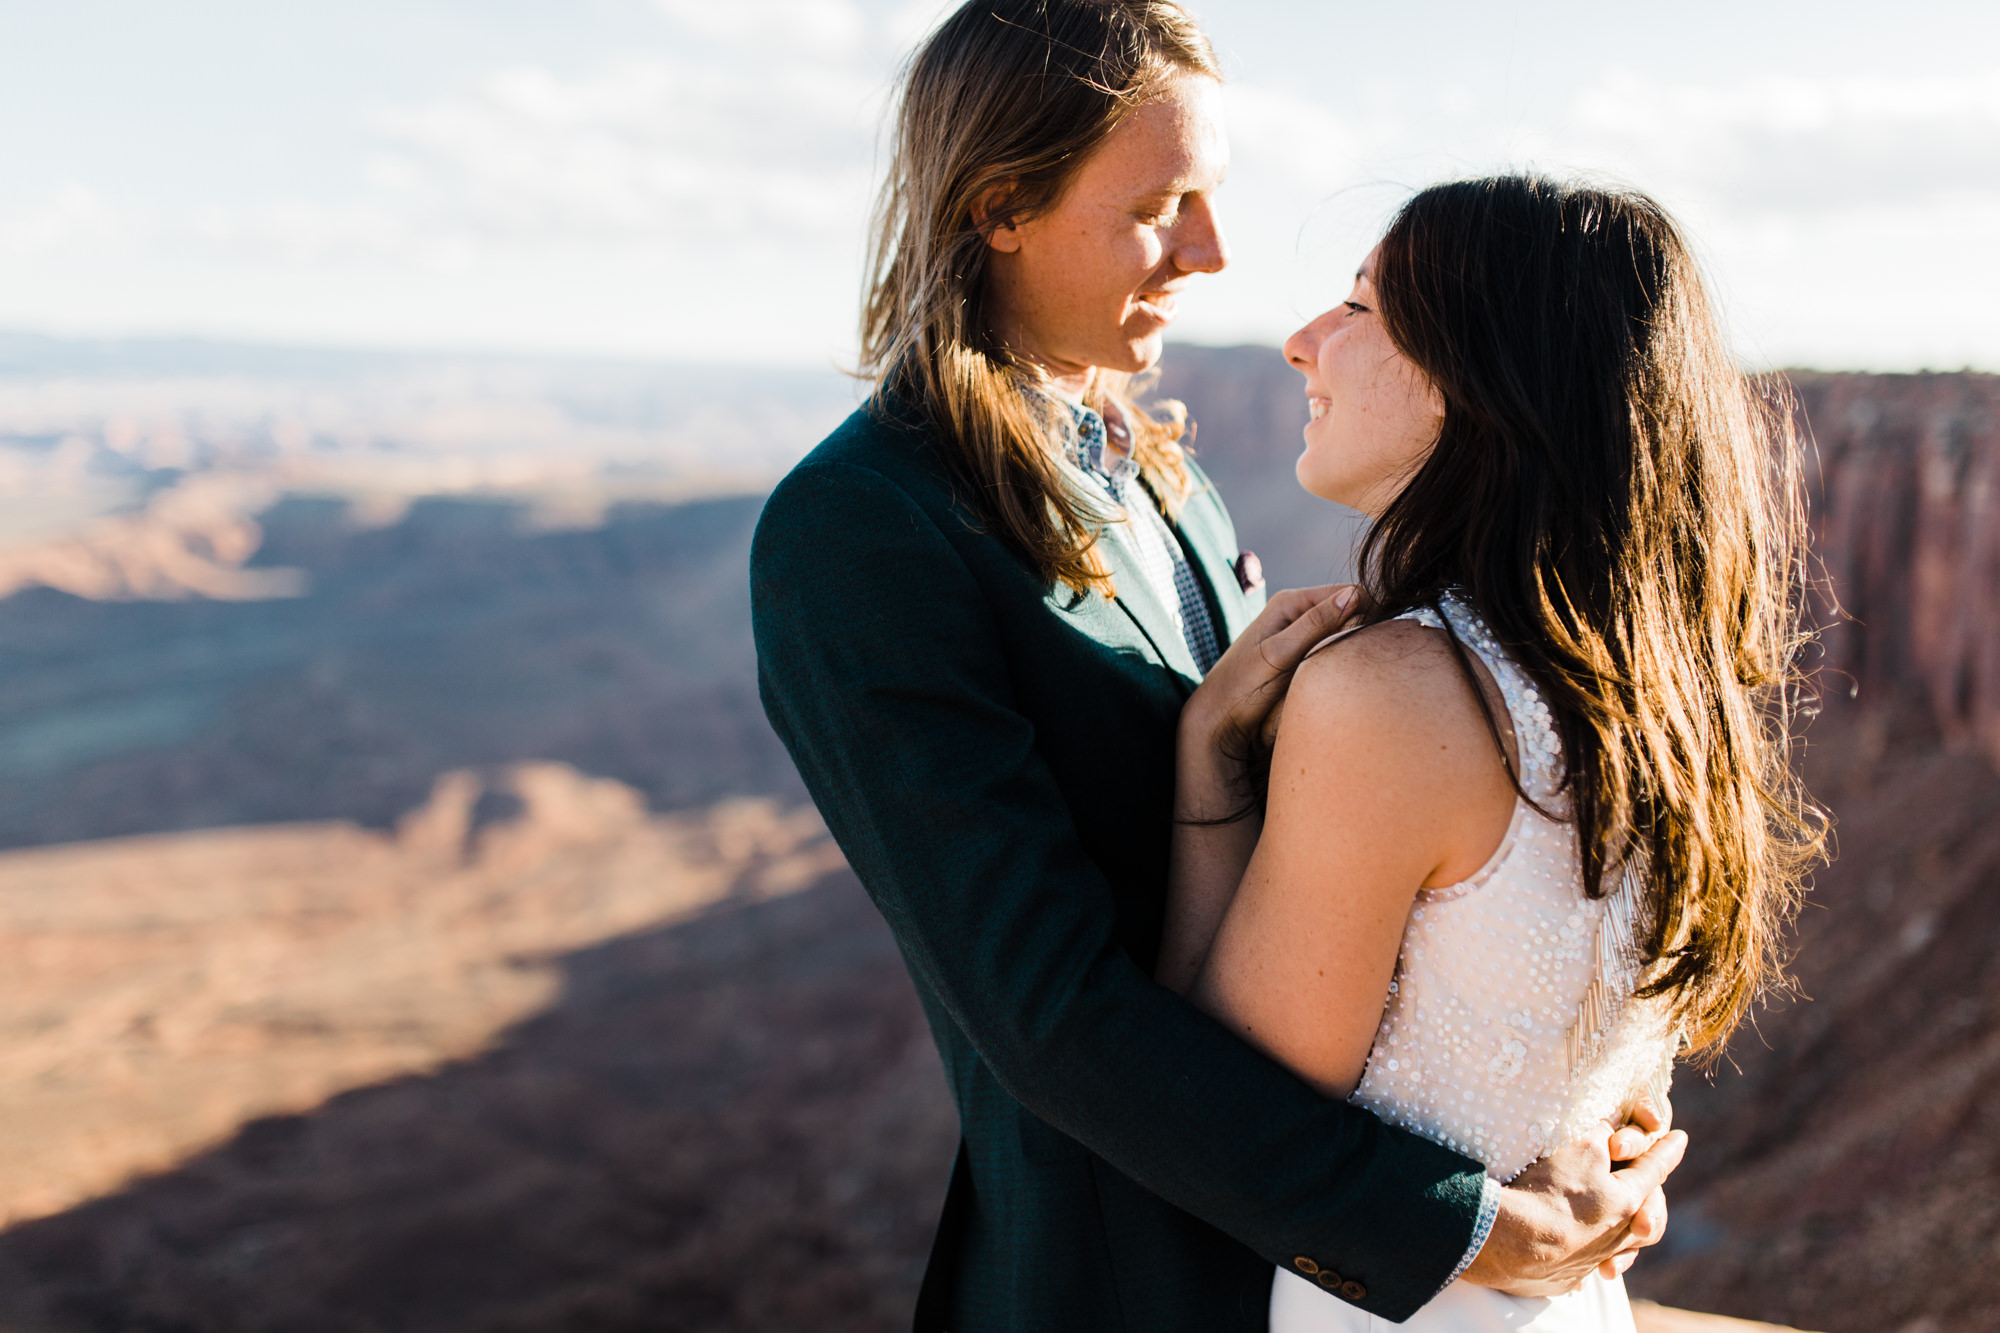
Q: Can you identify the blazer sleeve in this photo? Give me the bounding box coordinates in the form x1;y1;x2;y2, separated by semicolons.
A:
751;456;1487;1320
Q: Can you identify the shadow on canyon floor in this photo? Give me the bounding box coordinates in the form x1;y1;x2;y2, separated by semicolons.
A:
0;349;1357;855
0;493;802;851
0;870;959;1333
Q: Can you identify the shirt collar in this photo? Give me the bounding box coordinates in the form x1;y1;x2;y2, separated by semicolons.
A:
1055;396;1137;490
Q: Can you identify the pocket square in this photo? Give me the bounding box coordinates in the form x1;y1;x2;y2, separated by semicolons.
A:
1234;550;1265;592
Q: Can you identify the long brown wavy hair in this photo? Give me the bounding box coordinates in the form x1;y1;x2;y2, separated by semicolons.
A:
1360;175;1827;1052
862;0;1218;593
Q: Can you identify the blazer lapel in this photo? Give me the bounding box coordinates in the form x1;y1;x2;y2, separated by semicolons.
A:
1093;516;1202;684
1169;483;1262;645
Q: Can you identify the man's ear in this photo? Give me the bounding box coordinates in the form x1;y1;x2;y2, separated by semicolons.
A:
973;183;1024;254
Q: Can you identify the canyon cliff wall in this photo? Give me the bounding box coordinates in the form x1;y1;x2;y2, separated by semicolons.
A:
1;355;1994;1332
1618;372;2000;1333
1799;372;2000;758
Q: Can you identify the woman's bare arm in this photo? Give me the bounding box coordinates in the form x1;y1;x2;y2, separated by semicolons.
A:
1161;611;1690;1290
1156;586;1355;992
1184;620;1518;1099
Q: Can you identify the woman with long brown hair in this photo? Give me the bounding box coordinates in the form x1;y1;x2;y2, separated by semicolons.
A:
1159;175;1825;1331
756;3;1686;1329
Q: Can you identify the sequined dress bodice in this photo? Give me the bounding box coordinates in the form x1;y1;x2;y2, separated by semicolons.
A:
1349;593;1676;1183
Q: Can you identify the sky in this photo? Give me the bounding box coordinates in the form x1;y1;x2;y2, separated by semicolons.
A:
0;0;1994;371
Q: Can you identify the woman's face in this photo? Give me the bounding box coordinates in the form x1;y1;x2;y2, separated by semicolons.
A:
984;72;1229;387
1283;245;1444;517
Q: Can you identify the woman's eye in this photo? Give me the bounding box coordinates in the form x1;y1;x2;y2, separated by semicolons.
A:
1344;300;1370;314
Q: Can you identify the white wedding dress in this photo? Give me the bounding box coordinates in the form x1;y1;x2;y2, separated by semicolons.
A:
1271;594;1677;1333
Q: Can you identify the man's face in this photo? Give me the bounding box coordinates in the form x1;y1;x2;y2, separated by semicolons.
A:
983;72;1230;384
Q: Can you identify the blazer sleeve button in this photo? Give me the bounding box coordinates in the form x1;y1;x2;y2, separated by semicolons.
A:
1313;1269;1344;1291
1291;1257;1320;1276
1339;1280;1368;1301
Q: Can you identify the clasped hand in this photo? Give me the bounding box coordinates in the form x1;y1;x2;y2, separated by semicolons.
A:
1467;1096;1684;1294
1177;583;1360;820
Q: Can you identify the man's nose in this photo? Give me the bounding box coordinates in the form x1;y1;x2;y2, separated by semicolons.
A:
1172;198;1229;275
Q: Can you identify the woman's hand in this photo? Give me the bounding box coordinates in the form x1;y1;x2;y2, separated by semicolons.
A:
1608;1089;1673;1164
1177;584;1362;820
1159;585;1362;992
1599;1089;1674;1279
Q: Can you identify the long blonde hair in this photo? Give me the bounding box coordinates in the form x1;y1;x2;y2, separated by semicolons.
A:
862;0;1219;593
1363;176;1828;1053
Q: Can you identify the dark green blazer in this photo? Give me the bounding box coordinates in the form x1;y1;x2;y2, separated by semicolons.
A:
752;403;1485;1331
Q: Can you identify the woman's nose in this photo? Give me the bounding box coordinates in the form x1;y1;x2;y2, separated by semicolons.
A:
1284;312;1333;371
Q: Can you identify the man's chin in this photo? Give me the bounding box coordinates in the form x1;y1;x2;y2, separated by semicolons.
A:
1114;335;1166;374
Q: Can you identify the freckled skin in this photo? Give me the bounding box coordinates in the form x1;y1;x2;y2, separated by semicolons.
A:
1281;244;1445;518
984;72;1230;397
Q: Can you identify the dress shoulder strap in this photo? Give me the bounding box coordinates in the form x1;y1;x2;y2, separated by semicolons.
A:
1394;593;1564;803
1397;597;1674;1089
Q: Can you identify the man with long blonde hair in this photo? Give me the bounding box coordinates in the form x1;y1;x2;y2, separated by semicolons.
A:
753;4;1682;1329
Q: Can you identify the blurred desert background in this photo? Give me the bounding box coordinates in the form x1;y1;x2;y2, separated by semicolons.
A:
4;1;1997;1329
0;331;1989;1332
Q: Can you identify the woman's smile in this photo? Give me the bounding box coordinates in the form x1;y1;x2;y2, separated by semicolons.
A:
1284;245;1444;517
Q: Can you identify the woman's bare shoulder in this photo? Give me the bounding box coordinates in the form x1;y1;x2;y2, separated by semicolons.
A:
1277;616;1517;885
1282;616;1512;780
1289;616;1476;723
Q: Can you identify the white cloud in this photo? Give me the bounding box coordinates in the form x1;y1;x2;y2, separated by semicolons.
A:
0;6;1991;370
1569;69;2000;215
1221;84;1372;198
0;185;129;258
0;37;898;363
1541;69;2000;367
654;0;868;53
4;50;891;290
1218;67;2000;230
1176;67;2000;369
363;57;884;249
881;0;953;49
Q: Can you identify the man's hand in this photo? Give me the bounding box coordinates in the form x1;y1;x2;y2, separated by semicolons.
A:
1460;1123;1685;1297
